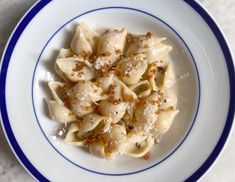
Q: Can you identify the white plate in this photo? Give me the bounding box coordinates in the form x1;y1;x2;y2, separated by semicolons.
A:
0;0;234;181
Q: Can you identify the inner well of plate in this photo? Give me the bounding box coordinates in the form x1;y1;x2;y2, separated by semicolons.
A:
33;8;199;174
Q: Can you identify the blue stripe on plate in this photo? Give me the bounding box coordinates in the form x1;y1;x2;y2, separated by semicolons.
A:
184;0;235;181
0;0;52;181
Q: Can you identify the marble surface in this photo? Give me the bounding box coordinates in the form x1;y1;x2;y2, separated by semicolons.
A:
0;0;234;181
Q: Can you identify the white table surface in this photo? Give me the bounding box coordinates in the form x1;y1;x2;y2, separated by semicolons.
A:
0;0;234;181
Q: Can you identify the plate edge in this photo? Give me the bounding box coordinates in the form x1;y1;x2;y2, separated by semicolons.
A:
183;0;235;181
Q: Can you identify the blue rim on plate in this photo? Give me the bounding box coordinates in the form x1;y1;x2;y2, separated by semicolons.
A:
31;6;200;177
0;0;234;181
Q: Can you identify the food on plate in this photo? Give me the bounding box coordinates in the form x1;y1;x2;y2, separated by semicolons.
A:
46;22;179;159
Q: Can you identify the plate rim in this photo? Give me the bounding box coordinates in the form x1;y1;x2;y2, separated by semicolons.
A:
183;0;235;180
0;0;234;181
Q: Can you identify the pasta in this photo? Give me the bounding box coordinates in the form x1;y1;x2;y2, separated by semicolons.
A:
55;57;95;82
117;54;148;85
126;33;172;64
71;22;100;55
46;22;179;160
97;28;127;63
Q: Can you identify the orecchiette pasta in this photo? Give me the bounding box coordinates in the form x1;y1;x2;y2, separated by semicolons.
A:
46;22;179;160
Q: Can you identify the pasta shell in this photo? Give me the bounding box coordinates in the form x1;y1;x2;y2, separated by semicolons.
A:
100;99;127;123
97;29;127;59
127;130;147;143
148;62;175;91
78;114;106;136
147;41;172;64
79;22;100;48
54;60;69;82
113;76;138;101
71;22;100;55
67;81;107;116
55;57;95;82
155;109;179;134
48;81;67;104
89;143;106;158
117;54;148;85
126;34;161;55
71;26;92;55
123;137;154;158
64;122;85;146
108;124;127;154
57;48;73;59
97;71;115;90
123;102;136;122
159;88;177;110
46;100;76;123
163;64;175;89
130;80;151;98
67;80;106;102
126;33;172;64
155;55;170;68
134;92;159;132
73;100;94;117
110;124;127;141
148;63;165;91
93;56;117;76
